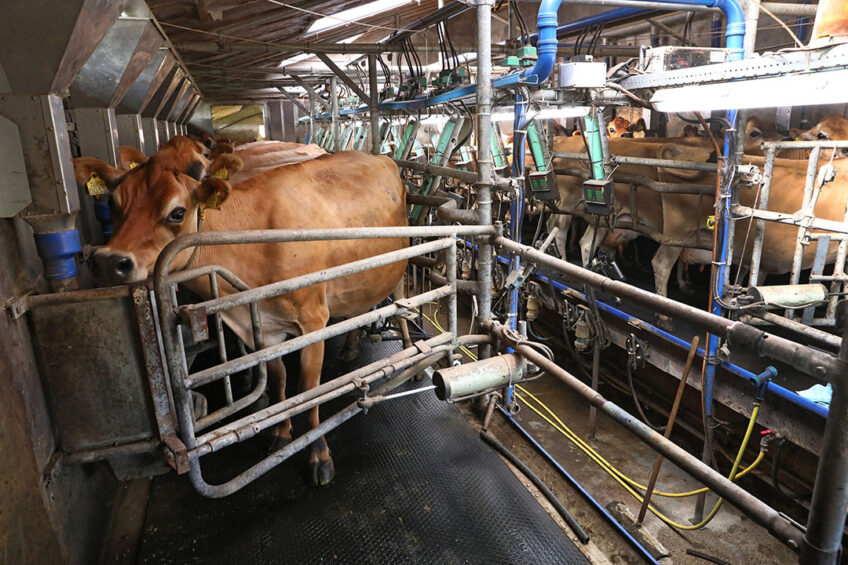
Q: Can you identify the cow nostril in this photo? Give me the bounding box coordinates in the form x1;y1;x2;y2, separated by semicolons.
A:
115;257;133;276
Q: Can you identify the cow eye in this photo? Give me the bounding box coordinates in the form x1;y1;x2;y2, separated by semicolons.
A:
167;207;186;224
750;130;761;138
609;127;615;133
818;132;829;140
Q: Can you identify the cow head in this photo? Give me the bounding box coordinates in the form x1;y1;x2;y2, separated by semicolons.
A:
75;136;227;285
791;114;848;158
745;116;784;145
608;116;632;137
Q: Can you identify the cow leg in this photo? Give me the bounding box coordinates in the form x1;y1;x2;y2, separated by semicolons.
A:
267;357;292;452
580;225;608;268
298;308;334;487
548;214;572;259
651;245;683;331
340;327;366;361
676;261;695;294
392;275;413;349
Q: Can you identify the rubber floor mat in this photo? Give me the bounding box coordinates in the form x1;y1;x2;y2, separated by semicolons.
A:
137;338;590;564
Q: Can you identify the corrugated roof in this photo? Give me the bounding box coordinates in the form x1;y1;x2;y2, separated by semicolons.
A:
147;0;439;101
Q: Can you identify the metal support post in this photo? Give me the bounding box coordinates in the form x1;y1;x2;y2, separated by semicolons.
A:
74;107;120;166
156;119;169;144
116;114;145;150
1;95;82;292
330;76;340;153
800;301;848;565
141;117;160;155
475;0;495;359
368;54;381;155
266;101;284;141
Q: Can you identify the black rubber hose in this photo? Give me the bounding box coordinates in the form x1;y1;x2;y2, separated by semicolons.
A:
625;360;667;432
480;430;590;544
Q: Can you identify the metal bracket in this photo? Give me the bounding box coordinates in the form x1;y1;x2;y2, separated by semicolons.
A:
4;290;33;319
736;164;762;186
178;305;209;342
162;435;190;474
414;340;433;355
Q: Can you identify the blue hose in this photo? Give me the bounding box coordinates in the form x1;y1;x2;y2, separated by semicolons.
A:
499;407;662;565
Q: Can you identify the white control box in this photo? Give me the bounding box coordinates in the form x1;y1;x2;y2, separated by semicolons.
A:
558;61;607;88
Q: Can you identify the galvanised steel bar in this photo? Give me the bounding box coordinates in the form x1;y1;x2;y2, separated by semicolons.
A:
185;285;453;388
476;0;495;359
555;166;714;194
190;402;363;498
493;236;842;380
393;158;479;184
62;439;160;465
193;333;490;456
195;340;454;455
762;140;848;150
730;207;848;235
330;75;340;153
554;151;718;172
801;302;848;563
368;54;380;155
488;321;804;550
748;311;841;351
748;145;776;286
179;238;455;317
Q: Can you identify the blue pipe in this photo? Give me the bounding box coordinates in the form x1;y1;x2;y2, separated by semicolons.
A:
459;239;828;418
34;229;82;281
711;13;722;48
93;197;113;242
499;407;662;565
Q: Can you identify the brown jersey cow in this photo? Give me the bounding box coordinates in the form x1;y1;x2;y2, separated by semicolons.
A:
74;136;408;487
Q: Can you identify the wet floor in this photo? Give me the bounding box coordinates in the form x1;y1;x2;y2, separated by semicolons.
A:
416;301;798;565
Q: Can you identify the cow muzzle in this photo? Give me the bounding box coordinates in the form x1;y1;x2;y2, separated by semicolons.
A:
91;249;142;286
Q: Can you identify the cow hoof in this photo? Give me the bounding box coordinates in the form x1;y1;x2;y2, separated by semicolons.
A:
656;317;675;332
339;347;360;362
267;434;292;454
308;459;335;487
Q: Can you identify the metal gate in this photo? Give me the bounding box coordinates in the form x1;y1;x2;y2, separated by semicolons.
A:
150;225;491;497
734;139;848;327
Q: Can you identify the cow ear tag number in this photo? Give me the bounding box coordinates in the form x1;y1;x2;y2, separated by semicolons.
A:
214;167;228;180
86;172;108;196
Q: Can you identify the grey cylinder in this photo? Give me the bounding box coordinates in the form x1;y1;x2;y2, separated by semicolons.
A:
433;354;525;401
749;284;827;309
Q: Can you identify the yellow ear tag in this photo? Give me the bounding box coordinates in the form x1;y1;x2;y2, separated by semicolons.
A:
706;215;716;230
204;192;220;210
129;161;139;169
214;167;228;180
86;172;108;196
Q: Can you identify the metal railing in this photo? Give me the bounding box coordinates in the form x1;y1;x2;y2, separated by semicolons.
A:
151;225;494;497
734;140;848;327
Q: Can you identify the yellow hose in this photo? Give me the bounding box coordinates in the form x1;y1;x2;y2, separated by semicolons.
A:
419;302;765;528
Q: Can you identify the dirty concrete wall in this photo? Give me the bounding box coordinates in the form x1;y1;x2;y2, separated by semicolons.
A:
0;218;117;565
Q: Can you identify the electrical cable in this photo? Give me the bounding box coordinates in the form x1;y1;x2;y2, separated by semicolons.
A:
514;386;766;529
625;358;667;432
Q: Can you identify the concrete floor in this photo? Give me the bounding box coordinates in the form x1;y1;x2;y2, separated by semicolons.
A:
416;301;798;565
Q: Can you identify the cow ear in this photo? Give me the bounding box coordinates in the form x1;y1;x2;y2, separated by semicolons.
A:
194;177;231;210
208;154;243;180
73;157;124;195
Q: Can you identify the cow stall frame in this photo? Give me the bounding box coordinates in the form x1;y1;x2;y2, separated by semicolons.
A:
151;225;491;497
